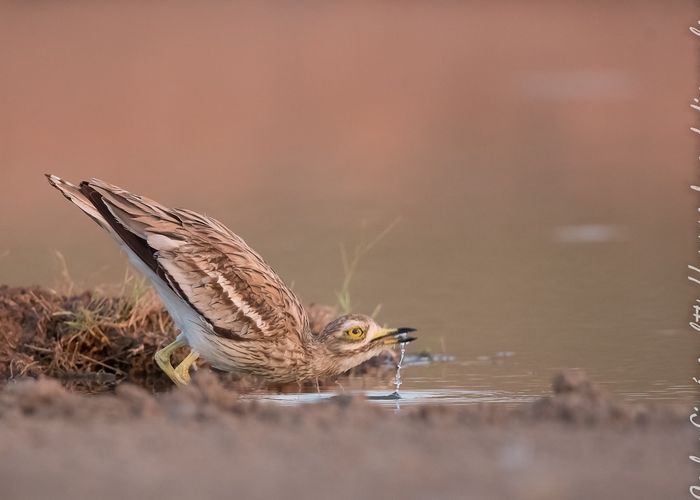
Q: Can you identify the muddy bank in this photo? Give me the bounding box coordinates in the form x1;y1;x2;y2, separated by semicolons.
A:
0;371;694;500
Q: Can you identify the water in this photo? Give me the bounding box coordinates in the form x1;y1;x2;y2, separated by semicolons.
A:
390;342;407;411
0;2;697;407
393;342;406;391
246;389;536;408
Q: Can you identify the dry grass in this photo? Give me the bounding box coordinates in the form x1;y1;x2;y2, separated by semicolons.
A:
336;218;401;316
0;283;179;392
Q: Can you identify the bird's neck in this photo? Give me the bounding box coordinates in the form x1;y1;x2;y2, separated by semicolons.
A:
305;338;340;379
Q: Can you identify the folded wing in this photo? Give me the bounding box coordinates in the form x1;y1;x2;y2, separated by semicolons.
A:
48;175;310;342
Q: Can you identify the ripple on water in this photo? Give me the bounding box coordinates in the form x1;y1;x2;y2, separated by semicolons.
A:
244;389;537;408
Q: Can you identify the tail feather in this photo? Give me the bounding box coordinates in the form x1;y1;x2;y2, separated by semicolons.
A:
47;174;182;288
77;180;165;280
45;174;111;231
79;178;181;237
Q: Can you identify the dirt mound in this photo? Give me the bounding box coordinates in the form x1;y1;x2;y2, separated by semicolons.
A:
516;369;685;425
0;285;172;392
0;372;380;425
0;286;396;393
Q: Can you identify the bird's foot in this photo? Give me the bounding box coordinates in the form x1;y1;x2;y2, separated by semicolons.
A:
154;336;188;387
174;351;200;386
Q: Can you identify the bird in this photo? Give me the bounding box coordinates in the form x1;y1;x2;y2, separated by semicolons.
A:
46;175;416;387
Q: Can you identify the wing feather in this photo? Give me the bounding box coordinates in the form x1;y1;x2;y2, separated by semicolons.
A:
56;177;310;342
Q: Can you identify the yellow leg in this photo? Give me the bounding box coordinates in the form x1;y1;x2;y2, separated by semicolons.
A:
174;351;200;385
154;335;187;386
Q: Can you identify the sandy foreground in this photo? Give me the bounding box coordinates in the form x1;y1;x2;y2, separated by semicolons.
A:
0;370;694;500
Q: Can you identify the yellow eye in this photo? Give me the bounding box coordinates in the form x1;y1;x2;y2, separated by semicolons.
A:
345;326;365;340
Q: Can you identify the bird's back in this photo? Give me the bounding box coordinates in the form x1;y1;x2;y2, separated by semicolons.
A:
47;176;312;351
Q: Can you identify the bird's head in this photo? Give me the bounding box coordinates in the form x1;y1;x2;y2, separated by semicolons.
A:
314;313;416;377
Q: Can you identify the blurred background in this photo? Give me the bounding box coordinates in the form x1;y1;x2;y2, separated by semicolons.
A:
0;1;697;403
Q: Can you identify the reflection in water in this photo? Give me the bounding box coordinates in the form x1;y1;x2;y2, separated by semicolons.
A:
553;225;627;244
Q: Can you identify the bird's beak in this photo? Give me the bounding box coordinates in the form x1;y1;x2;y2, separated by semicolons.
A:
371;327;417;345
